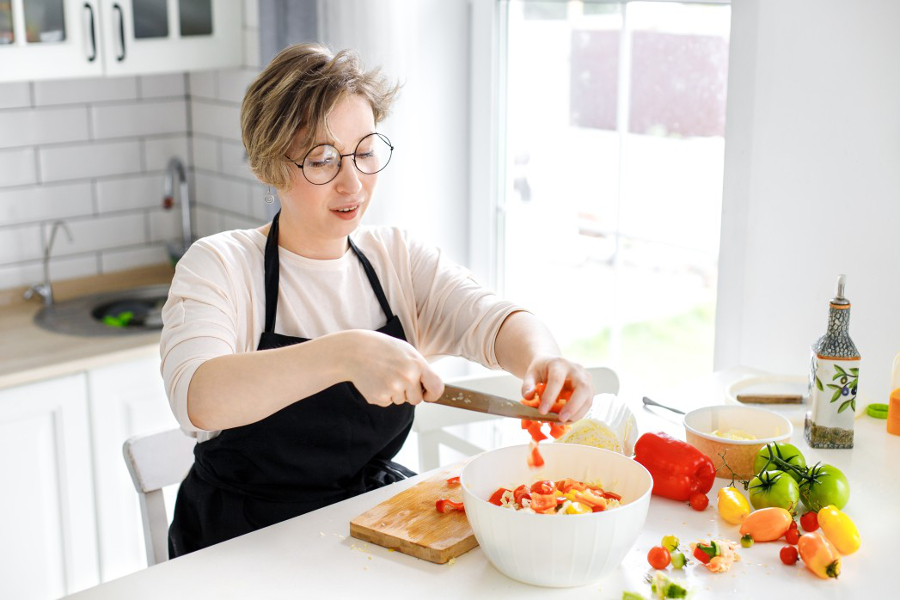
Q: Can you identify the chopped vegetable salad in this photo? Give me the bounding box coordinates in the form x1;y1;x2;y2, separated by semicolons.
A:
488;478;622;515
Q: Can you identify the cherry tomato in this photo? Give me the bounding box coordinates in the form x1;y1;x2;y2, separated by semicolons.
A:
800;511;819;532
740;534;754;548
785;528;800;545
788;519;798;531
647;546;671;570
689;492;709;511
693;545;711;564
780;545;799;565
532;480;555;495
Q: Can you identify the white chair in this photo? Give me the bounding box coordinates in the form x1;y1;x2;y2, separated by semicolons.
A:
412;366;619;471
122;428;196;566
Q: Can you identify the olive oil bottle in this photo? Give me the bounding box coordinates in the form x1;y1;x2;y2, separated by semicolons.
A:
805;275;860;448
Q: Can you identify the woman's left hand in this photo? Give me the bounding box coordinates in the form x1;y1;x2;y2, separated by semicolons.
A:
521;356;594;423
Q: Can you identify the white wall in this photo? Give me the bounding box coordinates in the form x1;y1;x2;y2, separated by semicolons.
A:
716;0;900;402
317;0;472;267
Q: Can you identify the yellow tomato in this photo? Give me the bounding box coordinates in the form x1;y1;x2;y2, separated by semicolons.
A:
565;501;591;515
717;486;751;524
798;531;841;579
817;505;860;554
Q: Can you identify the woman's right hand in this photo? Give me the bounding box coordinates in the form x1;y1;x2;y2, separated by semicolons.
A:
343;330;444;407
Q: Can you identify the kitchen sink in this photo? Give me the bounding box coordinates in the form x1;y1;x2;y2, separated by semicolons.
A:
34;284;170;337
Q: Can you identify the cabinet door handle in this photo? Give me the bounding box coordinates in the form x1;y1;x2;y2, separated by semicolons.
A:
83;3;97;62
113;3;125;61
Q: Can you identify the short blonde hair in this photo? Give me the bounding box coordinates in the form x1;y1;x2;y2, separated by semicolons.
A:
241;43;399;190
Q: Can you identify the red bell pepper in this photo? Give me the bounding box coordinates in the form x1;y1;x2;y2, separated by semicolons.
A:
435;498;465;514
445;476;460;486
633;432;715;501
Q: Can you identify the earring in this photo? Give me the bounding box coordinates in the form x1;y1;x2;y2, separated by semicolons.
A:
264;186;275;204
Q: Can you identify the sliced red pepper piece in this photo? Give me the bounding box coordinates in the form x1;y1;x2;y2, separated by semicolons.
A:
525;420;547;442
527;442;545;468
556;478;587;494
586;485;622;502
435;498;465;514
488;487;509;506
693;545;711;564
529;492;556;513
513;484;531;506
548;423;569;439
445;476;460;486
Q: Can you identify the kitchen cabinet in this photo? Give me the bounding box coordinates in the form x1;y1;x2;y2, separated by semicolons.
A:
0;353;180;599
87;355;179;583
0;0;241;82
0;373;99;599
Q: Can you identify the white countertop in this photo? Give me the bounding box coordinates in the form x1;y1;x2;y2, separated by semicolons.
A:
65;368;897;599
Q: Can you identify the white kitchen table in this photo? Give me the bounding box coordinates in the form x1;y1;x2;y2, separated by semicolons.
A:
66;368;895;599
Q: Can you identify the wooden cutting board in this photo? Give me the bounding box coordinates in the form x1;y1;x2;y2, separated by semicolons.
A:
349;464;476;564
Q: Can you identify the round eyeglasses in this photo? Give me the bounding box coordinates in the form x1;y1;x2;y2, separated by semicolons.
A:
290;132;394;185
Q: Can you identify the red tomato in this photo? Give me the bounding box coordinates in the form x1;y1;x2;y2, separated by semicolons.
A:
488;488;508;506
800;511;819;532
532;480;555;495
647;546;671;570
789;519;799;531
689;492;709;511
780;545;799;565
785;528;800;545
513;485;531;506
693;546;711;564
530;492;556;514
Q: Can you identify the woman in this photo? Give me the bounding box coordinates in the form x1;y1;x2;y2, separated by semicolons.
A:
161;43;595;558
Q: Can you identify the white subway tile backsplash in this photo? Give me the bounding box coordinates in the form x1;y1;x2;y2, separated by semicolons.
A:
34;77;138;106
192;136;219;171
194;171;252;216
100;243;169;272
147;207;181;243
219;140;256;182
190;100;242;141
0;223;44;265
143;135;190;171
39;140;142;183
0;148;38;187
189;71;217;100
0;106;90;149
91;100;188;139
0;82;31;109
139;74;187;99
50;213;146;257
0;253;99;290
0;182;94;225
243;28;261;70
195;205;223;239
217;69;257;104
96;174;162;213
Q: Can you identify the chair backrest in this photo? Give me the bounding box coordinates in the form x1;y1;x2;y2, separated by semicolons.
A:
122;428;196;566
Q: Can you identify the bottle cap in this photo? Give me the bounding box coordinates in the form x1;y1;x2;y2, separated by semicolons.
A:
830;274;850;306
866;403;888;419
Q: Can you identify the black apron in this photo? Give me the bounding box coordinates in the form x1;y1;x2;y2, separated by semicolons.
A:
168;212;415;558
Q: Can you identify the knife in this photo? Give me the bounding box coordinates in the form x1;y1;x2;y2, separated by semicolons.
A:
432;383;560;422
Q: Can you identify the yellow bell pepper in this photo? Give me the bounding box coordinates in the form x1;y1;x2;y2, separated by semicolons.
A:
817;505;860;554
717;486;751;525
565;501;591;515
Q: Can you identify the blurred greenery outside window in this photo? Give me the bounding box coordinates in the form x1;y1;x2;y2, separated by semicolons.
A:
501;0;731;395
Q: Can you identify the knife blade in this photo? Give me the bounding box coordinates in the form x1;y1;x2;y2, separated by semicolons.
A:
432;383;560;422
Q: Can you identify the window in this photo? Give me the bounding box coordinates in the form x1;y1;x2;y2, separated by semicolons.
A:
500;0;731;392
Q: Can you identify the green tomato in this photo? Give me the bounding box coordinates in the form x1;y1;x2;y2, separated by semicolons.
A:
748;470;801;514
753;443;807;482
799;464;850;511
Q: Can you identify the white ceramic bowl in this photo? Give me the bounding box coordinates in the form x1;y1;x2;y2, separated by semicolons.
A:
460;443;652;588
683;405;793;480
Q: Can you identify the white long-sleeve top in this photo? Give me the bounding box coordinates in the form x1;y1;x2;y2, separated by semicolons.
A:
159;225;523;438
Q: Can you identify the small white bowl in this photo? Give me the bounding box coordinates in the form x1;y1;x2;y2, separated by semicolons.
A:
683;405;793;480
460;443;652;588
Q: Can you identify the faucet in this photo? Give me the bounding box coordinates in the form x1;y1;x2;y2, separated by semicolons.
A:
163;156;193;260
24;220;73;306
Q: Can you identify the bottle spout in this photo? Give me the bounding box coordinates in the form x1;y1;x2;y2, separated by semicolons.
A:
831;274;849;305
